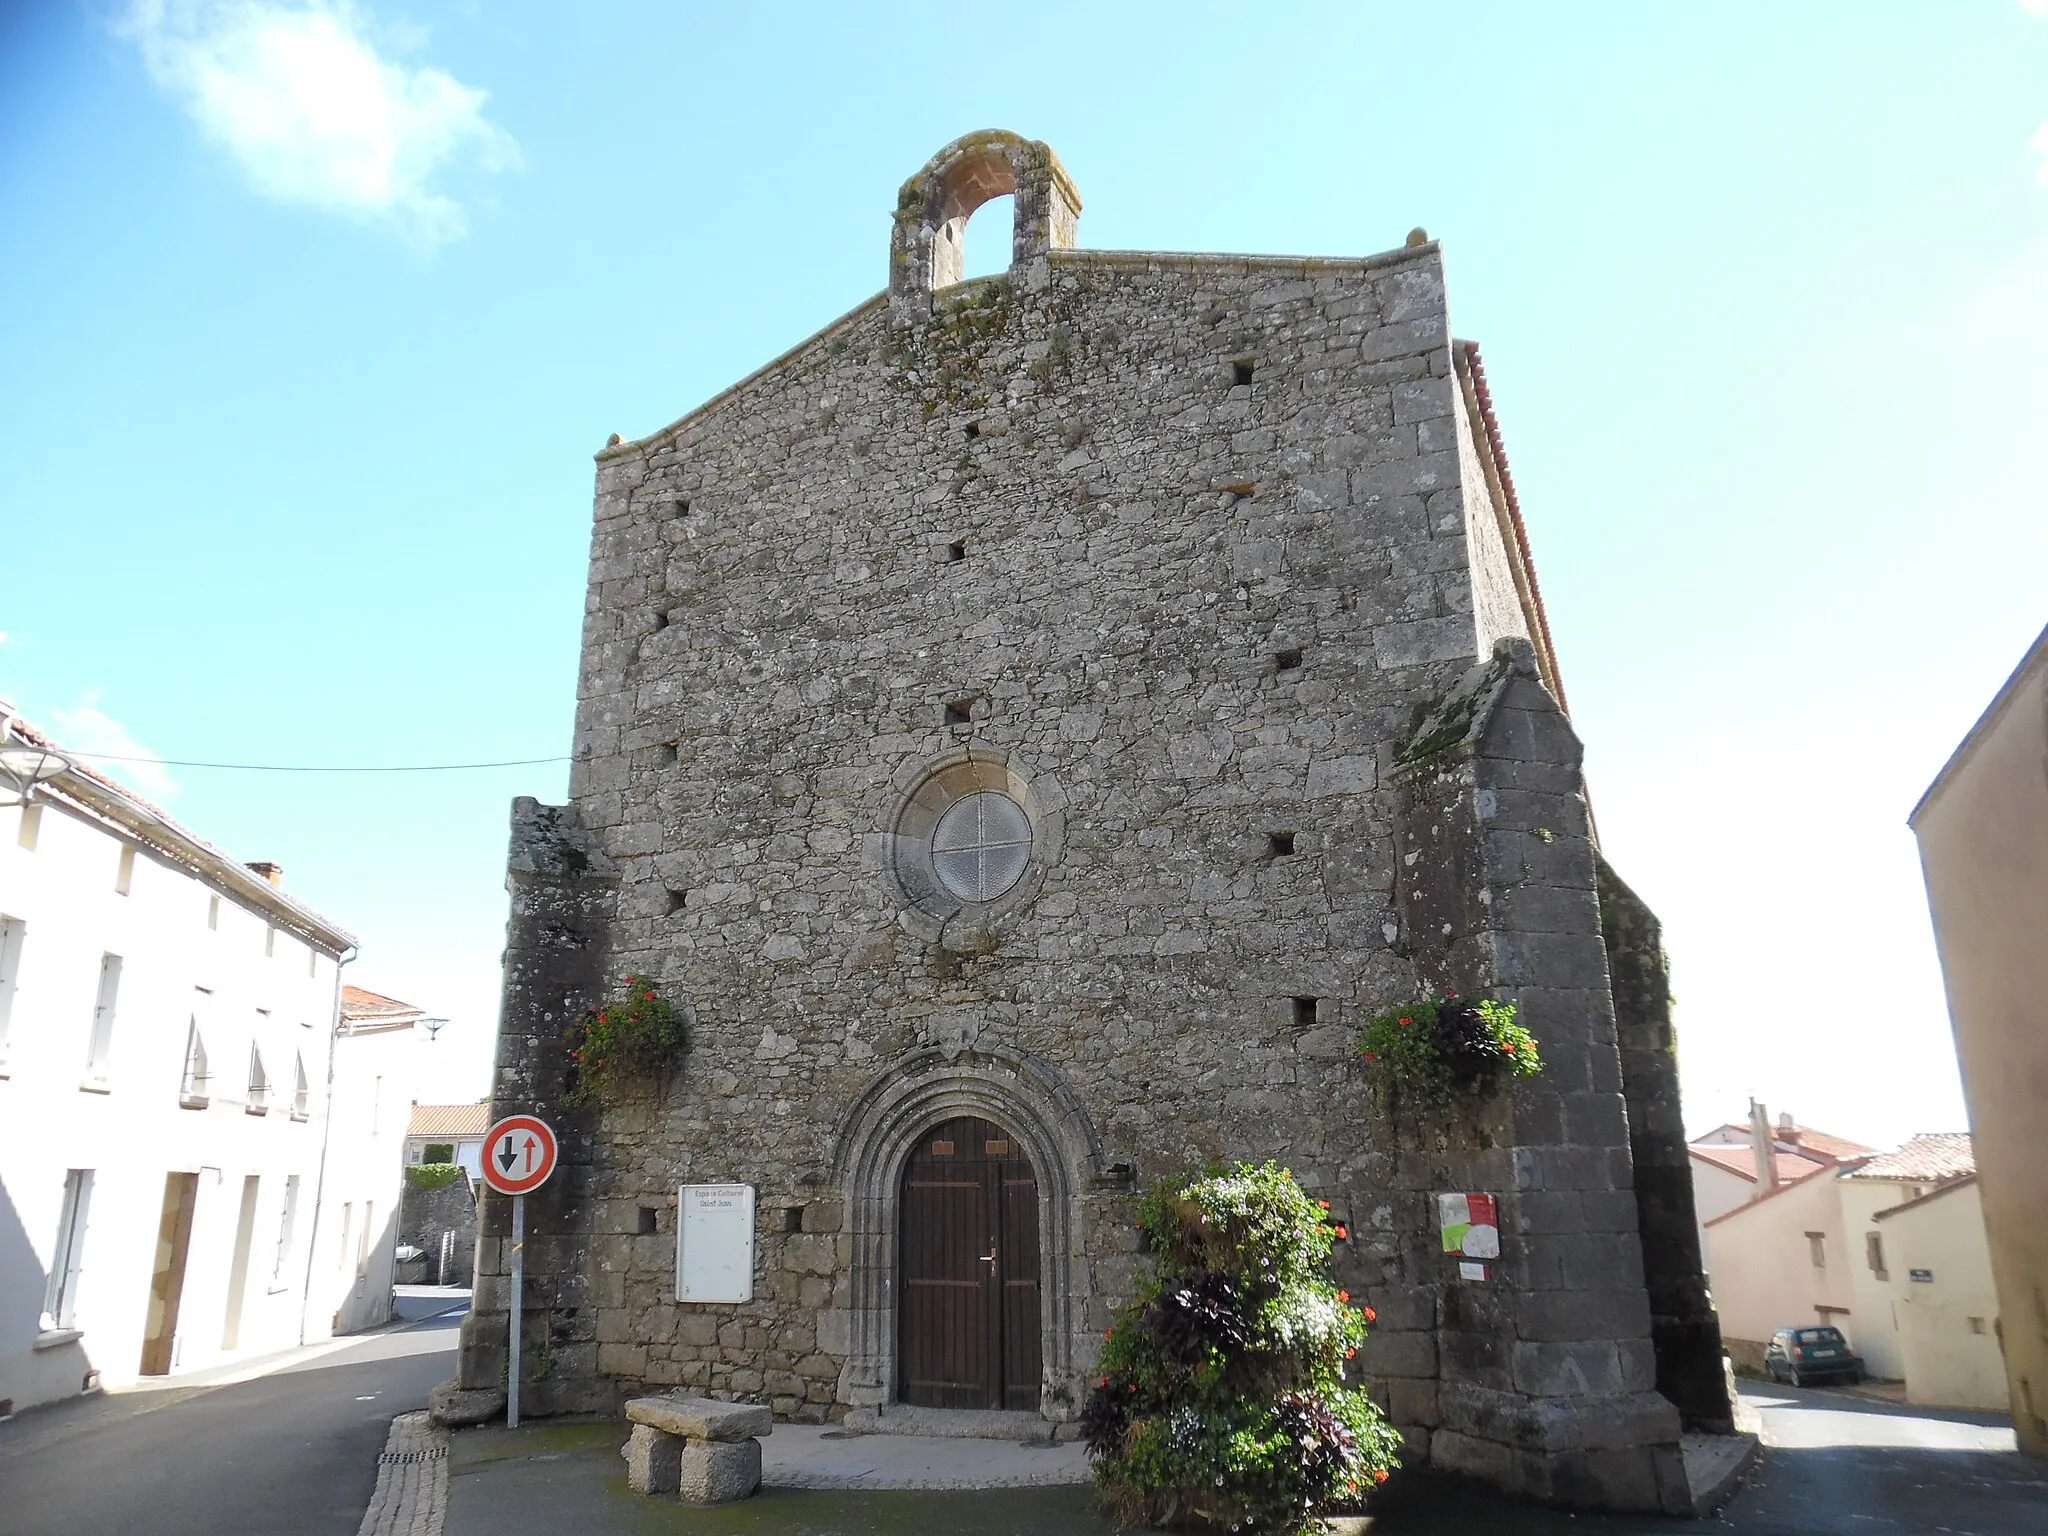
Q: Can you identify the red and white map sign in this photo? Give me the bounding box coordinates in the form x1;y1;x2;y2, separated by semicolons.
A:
483;1114;558;1196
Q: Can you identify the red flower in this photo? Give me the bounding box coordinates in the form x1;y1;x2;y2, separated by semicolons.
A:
1363;1306;1377;1322
1338;1290;1350;1302
1398;1017;1411;1027
645;992;656;1002
1504;1042;1516;1053
1364;1052;1377;1062
1345;1347;1357;1359
1104;1329;1113;1339
1334;1223;1349;1239
1099;1377;1109;1387
1317;1200;1330;1211
1374;1469;1390;1485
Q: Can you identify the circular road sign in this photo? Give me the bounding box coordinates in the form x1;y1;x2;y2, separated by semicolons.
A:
483;1114;558;1196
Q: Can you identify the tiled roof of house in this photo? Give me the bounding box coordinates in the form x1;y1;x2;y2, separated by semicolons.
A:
408;1103;492;1139
1688;1143;1833;1185
1840;1132;1975;1184
341;985;422;1020
1697;1122;1878;1162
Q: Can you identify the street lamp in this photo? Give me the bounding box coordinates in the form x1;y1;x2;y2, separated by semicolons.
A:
0;739;71;808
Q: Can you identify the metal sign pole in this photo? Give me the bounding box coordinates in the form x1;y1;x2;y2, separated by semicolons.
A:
509;1192;524;1429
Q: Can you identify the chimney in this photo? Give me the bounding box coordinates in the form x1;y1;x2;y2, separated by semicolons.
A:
245;861;284;888
1749;1098;1781;1193
1778;1111;1801;1146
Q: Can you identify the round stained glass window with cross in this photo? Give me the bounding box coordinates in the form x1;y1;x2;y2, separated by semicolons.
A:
929;791;1033;903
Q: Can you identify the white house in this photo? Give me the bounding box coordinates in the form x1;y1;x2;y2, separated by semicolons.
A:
404;1102;490;1184
1704;1127;1994;1406
0;704;419;1414
1687;1107;1874;1283
316;987;427;1337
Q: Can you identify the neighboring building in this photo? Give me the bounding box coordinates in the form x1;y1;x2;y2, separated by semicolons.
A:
317;987;426;1337
1910;621;2048;1454
1835;1133;1976;1385
0;705;360;1413
405;1102;491;1183
448;133;1742;1514
1686;1108;1875;1282
1705;1130;1989;1403
1874;1176;2007;1412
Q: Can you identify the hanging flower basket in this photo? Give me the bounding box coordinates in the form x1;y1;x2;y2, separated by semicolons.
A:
566;975;687;1105
1357;993;1540;1109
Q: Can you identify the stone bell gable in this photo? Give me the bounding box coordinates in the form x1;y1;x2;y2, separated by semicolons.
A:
452;131;1736;1514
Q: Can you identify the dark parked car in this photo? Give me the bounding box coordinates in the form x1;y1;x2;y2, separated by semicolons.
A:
1765;1325;1865;1386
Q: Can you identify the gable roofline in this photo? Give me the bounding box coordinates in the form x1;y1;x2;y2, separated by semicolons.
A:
1454;341;1566;711
1;707;355;954
596;241;1444;467
1873;1172;1979;1222
1687;1143;1832;1185
1909;621;2048;827
1704;1153;1875;1227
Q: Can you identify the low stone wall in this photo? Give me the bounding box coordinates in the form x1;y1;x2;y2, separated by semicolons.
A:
401;1173;479;1287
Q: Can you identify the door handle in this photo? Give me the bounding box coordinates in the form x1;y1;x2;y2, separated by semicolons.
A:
979;1248;998;1264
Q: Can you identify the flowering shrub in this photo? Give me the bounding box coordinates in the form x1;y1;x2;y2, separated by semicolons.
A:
1083;1163;1402;1534
566;975;687;1104
1357;994;1540;1108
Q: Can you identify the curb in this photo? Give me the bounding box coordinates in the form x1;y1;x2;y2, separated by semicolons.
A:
358;1411;449;1536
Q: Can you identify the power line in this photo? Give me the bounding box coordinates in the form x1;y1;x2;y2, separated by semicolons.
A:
62;750;571;774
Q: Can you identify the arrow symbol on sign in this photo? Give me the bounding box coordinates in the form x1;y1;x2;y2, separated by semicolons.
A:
522;1135;536;1172
498;1135;519;1173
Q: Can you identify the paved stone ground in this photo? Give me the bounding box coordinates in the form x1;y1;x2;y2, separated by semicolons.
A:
359;1412;451;1536
438;1386;2048;1536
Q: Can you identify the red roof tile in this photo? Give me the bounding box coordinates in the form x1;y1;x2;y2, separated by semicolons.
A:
341;985;422;1020
1842;1133;1975;1184
408;1103;491;1139
1689;1144;1832;1185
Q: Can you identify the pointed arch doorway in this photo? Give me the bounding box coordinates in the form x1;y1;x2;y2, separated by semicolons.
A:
898;1114;1042;1410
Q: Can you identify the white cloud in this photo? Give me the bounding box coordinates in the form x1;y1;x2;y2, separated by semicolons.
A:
45;693;180;802
120;0;518;245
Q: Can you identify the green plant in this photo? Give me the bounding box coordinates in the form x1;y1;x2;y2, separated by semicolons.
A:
1357;994;1540;1109
566;974;687;1104
1083;1163;1402;1535
406;1163;467;1192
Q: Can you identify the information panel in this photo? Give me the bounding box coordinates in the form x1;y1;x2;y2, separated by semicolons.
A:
676;1183;755;1303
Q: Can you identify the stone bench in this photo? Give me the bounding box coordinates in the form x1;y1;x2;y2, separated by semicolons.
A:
624;1394;773;1505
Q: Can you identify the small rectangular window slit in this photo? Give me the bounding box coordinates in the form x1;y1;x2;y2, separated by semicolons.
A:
1233;360;1254;387
651;610;670;631
1291;996;1318;1028
963;422;981;439
1269;831;1296;858
1275;646;1304;673
944;699;973;727
946;540;967;563
658;741;679;766
665;889;688;916
636;1206;659;1235
780;1206;804;1234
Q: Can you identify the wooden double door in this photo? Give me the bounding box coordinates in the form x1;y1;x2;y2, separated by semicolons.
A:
898;1115;1041;1410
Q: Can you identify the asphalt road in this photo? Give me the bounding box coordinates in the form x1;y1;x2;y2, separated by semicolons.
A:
0;1294;464;1536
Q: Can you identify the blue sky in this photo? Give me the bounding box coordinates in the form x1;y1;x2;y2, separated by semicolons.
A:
2;2;2044;1135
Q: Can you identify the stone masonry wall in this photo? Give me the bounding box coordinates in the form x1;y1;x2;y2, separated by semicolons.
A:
560;239;1481;1426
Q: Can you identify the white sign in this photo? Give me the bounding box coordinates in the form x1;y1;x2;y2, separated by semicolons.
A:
677;1183;755;1303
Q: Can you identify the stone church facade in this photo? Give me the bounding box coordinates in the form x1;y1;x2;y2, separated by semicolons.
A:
451;132;1736;1512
